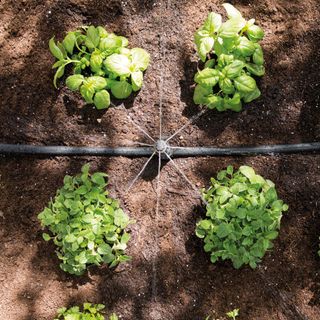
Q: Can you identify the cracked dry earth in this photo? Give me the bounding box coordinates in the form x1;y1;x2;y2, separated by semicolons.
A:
0;0;320;319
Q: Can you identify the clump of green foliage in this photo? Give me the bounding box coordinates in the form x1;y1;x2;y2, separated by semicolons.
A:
49;25;150;110
54;303;118;320
193;3;265;112
196;166;288;269
205;308;239;320
38;164;133;275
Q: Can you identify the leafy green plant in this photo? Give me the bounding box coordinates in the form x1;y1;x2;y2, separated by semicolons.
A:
50;26;150;109
226;309;239;320
196;165;288;269
205;309;239;320
54;303;118;320
193;3;265;111
38;164;133;275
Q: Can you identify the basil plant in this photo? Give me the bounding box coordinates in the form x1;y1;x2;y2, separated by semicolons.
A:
49;26;150;109
194;3;265;112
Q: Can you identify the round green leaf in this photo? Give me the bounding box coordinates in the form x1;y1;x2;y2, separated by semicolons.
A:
247;25;264;42
130;48;150;71
94;90;110;109
194;68;220;86
66;74;85;91
110;81;133;99
193;84;213;105
245;63;265;76
104;54;131;76
224;60;245;78
234;74;257;93
86;76;108;90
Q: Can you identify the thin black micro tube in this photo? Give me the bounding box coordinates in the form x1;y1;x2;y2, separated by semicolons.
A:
0;142;320;158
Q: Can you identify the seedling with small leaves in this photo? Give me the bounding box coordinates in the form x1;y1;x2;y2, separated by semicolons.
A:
38;164;133;275
205;308;239;320
193;3;265;111
54;303;118;320
50;26;150;110
196;165;288;269
226;309;240;320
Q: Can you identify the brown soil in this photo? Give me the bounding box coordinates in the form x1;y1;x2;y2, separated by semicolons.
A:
0;0;320;319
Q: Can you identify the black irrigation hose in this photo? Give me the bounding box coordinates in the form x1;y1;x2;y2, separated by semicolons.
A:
0;142;320;158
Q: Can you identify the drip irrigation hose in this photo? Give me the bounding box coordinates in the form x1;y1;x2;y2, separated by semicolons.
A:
0;142;320;158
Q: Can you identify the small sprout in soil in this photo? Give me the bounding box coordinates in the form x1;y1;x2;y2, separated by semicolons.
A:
49;25;150;110
226;309;240;319
196;165;288;269
54;303;118;320
193;3;265;112
205;308;239;320
38;164;134;275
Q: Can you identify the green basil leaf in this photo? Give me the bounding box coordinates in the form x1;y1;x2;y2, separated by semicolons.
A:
219;77;235;94
80;83;95;103
245;63;265;76
104;54;131;76
206;94;224;111
224;92;242;112
247;25;264;42
130;48;150;71
62;32;76;55
194;68;220;87
234;36;256;56
90;51;103;72
110;81;133;99
204;59;215;69
193;84;212;105
85;26;100;49
242;87;261;103
94;90;110;109
224;60;245;78
66;74;85;91
222;3;243;20
97;26;109;38
217;54;234;69
253;45;264;65
99;35;121;51
131;70;143;91
49;37;64;60
218;18;246;39
42;233;51;241
214;38;228;56
234;74;257;93
86;76;108;90
199;37;214;62
203;12;222;34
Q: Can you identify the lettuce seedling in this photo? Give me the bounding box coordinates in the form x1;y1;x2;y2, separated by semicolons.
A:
193;4;265;111
54;303;118;320
196;166;288;269
38;164;133;275
49;26;150;110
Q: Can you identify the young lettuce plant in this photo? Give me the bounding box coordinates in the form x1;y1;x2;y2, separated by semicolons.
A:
38;164;133;275
50;26;150;110
54;303;118;320
193;3;265;112
196;166;288;269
